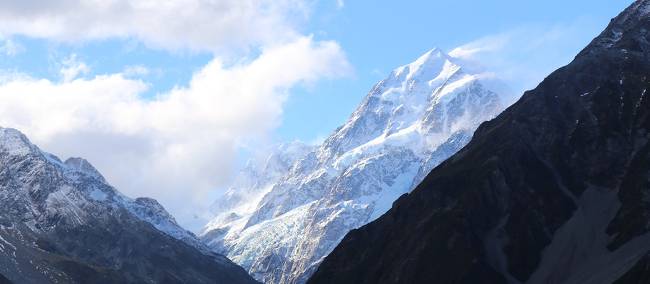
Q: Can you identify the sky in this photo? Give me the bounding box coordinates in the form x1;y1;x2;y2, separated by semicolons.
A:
0;0;633;230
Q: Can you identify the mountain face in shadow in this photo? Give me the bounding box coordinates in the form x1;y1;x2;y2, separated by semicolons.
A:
309;1;650;283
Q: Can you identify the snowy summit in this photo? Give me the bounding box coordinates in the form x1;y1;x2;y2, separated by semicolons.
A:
201;48;510;284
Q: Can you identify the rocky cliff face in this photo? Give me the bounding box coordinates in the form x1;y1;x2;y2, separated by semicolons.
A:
202;48;509;284
0;128;257;283
308;1;650;283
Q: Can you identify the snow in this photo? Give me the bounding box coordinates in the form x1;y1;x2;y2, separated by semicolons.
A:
0;128;34;156
393;48;446;80
0;234;15;252
604;30;624;48
64;157;105;182
203;183;275;234
0;127;209;255
227;201;317;269
201;48;510;284
361;162;420;221
45;186;87;226
333;124;425;172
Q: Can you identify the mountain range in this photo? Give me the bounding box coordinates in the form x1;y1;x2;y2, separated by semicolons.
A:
0;128;257;283
0;2;643;283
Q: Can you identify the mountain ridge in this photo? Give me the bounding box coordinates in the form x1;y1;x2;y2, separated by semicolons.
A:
308;1;650;283
0;127;257;283
202;47;510;284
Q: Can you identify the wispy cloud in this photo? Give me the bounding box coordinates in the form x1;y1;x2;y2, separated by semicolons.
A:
449;18;606;99
122;65;151;77
0;37;23;56
59;54;90;82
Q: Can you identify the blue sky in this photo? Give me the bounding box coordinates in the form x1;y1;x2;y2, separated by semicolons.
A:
1;1;632;144
278;0;632;142
0;0;633;229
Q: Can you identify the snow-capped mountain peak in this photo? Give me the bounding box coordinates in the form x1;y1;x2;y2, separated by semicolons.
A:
64;157;106;182
0;127;257;283
310;2;650;282
0;127;210;251
202;48;510;284
0;128;39;157
393;47;450;81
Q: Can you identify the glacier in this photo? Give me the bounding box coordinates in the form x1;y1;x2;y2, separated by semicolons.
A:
200;48;512;284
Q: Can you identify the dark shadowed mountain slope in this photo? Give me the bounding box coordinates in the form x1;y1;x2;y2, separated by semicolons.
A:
309;1;650;283
0;128;257;283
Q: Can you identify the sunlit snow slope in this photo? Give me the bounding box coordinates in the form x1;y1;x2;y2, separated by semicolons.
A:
201;48;511;284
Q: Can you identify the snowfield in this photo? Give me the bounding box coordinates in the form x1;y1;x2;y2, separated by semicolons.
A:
201;48;511;284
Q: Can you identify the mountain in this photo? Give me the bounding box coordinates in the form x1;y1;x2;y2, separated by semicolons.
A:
202;141;314;253
201;48;509;283
0;128;257;283
308;1;650;283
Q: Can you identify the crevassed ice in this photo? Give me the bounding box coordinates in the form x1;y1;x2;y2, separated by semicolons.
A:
201;48;512;284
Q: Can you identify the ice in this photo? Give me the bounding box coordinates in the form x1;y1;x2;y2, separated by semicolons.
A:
201;48;511;284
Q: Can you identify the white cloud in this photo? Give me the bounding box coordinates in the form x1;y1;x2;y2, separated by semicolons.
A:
336;0;345;9
59;54;91;82
123;65;151;77
0;0;310;53
0;0;353;231
0;36;350;230
449;19;606;97
449;34;509;59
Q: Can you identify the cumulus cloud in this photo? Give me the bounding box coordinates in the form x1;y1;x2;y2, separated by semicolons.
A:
0;0;310;52
0;0;353;230
0;36;350;230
